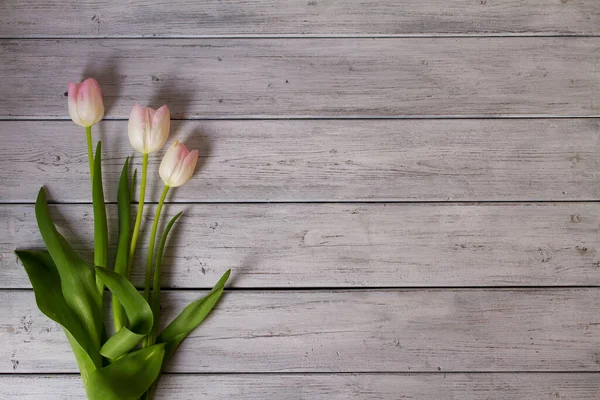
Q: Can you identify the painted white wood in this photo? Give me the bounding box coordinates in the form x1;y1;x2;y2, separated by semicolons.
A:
3;203;600;288
2;0;599;392
2;1;599;37
1;373;599;399
1;119;599;203
2;289;599;373
1;39;598;118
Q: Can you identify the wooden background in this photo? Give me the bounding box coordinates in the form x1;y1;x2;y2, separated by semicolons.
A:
1;1;600;398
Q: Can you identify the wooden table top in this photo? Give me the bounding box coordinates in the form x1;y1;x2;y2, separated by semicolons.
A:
1;1;599;398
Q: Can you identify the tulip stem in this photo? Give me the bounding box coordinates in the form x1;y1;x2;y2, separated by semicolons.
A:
127;153;148;278
142;185;170;348
144;185;170;299
85;126;94;182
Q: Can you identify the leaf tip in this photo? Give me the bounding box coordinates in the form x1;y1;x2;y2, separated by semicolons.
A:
222;269;231;283
36;186;47;203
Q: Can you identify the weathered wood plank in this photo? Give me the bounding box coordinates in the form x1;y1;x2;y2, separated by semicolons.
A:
3;289;599;373
1;39;598;118
1;373;600;399
2;1;599;37
4;203;599;288
2;119;599;203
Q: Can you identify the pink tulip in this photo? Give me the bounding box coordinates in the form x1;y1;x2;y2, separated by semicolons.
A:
128;104;170;154
67;78;105;127
159;140;199;187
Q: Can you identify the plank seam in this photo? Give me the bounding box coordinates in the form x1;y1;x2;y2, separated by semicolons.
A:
3;200;600;206
2;287;599;292
2;116;600;121
1;371;599;376
2;34;600;39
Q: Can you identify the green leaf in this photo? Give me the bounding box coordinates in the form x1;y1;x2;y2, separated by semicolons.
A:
157;269;230;362
147;211;183;346
34;187;103;351
93;142;108;296
130;168;137;202
96;267;153;360
15;250;100;378
87;344;165;400
112;158;132;332
113;157;131;276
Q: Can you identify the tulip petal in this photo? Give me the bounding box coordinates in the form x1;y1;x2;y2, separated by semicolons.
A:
77;79;104;127
68;82;84;126
149;105;170;153
159;141;181;186
176;149;199;187
127;104;147;153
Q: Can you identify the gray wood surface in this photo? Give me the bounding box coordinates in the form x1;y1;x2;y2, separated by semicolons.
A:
2;119;599;203
3;203;599;288
3;289;599;373
2;38;599;118
2;1;599;37
1;373;599;399
3;0;599;396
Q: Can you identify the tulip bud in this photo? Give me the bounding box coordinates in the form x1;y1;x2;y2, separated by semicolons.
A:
68;78;105;127
159;140;199;187
128;104;171;154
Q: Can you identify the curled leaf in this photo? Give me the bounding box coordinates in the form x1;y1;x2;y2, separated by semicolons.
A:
87;344;165;400
96;267;153;360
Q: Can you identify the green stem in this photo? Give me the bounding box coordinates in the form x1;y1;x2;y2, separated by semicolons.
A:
127;153;148;278
148;211;182;347
142;185;169;349
85;126;94;183
144;186;170;301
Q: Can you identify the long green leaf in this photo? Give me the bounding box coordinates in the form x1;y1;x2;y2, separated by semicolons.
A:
96;267;153;360
93;141;108;295
147;211;183;346
34;187;103;351
130;168;137;202
87;344;165;400
65;331;98;385
113;157;131;276
157;269;230;362
113;158;132;332
15;250;100;379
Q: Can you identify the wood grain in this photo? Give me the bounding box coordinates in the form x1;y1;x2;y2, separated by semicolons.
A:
3;289;599;373
3;0;599;394
2;119;599;203
4;203;600;288
1;39;599;118
1;373;599;399
1;1;599;37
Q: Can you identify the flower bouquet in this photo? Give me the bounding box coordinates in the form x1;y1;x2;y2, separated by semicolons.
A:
15;78;229;399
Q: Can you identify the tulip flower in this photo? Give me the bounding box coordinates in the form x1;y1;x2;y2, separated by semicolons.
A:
126;104;171;284
141;141;198;316
68;78;105;128
159;140;199;188
68;78;105;186
128;104;170;154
